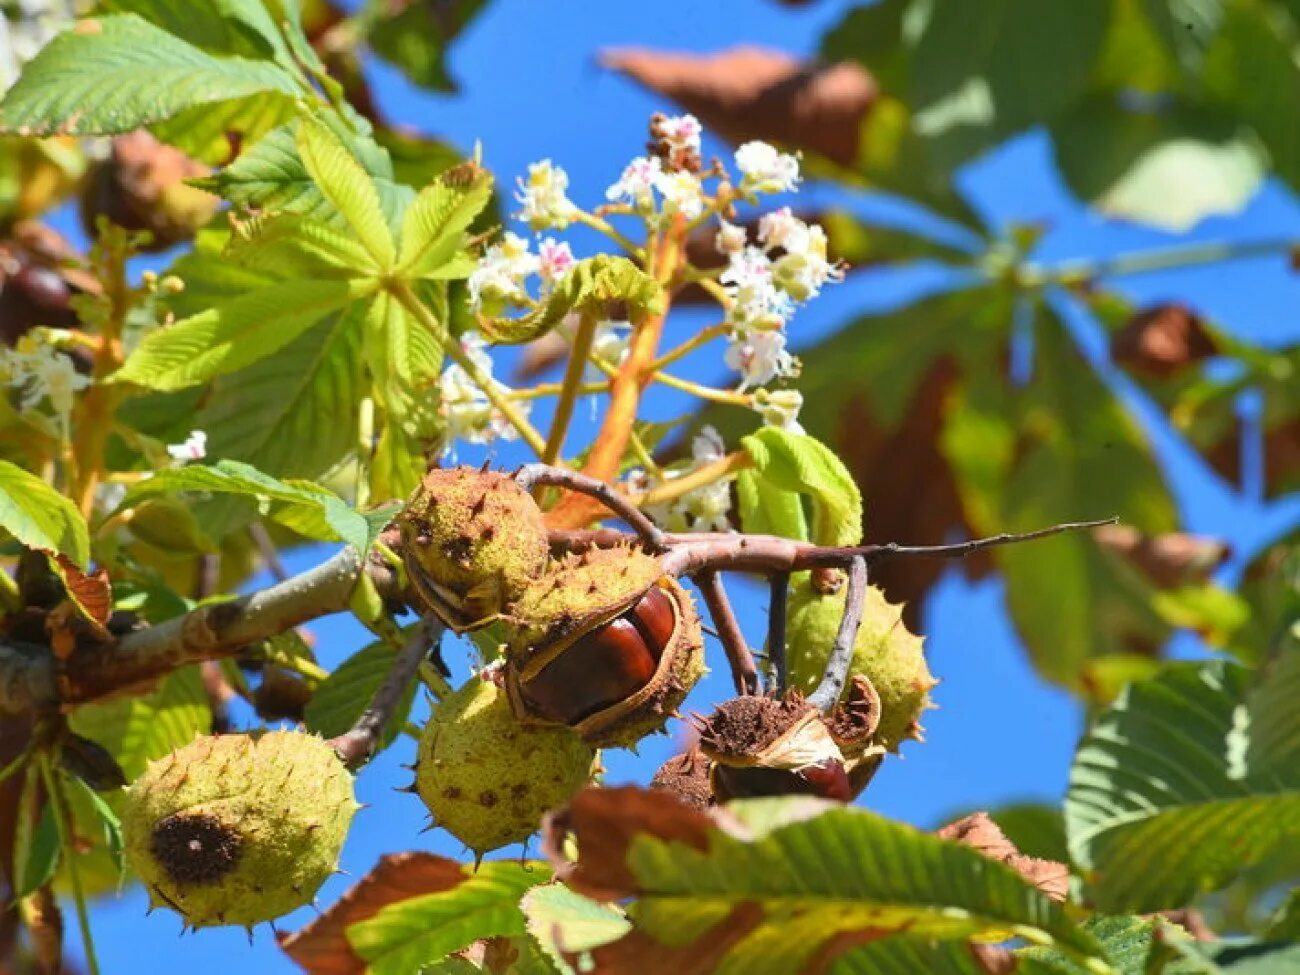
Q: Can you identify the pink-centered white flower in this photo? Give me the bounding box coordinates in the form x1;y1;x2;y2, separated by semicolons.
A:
659;113;703;153
769;218;842;301
725;328;797;389
467;232;540;314
537;238;575;287
515;159;579;231
721;246;794;331
734;140;801;195
166;430;207;462
606;156;661;210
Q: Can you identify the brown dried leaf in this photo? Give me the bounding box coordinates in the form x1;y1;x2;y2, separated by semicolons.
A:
51;553;111;627
969;941;1018;974
587;903;764;975
600;46;876;165
540;786;723;901
937;812;1069;903
1110;304;1217;379
278;852;467;975
1093;524;1230;589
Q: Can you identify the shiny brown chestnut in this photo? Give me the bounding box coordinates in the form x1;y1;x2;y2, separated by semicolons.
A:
504;546;705;749
711;759;852;803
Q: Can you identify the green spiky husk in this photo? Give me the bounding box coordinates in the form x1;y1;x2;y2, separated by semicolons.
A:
785;575;935;752
505;547;706;748
399;467;549;631
123;731;358;928
415;675;597;853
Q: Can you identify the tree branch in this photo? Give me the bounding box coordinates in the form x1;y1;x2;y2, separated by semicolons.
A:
694;572;758;695
808;556;867;711
767;571;789;693
516;464;667;552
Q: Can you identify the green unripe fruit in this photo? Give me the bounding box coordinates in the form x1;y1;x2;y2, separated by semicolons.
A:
415;674;597;853
399;467;549;632
785;575;936;752
123;731;358;928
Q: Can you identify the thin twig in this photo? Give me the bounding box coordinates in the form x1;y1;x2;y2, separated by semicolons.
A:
767;572;789;694
808;556;867;712
542;310;600;465
329;617;444;768
695;572;758;695
249;521;289;582
515;464;667;553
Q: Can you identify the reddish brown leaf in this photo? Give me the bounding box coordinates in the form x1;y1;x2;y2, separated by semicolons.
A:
937;813;1069;903
51;554;111;627
1093;525;1230;589
803;928;897;975
588;902;764;975
278;852;467;975
1110;304;1217;379
600;46;876;166
1203;414;1300;500
834;360;991;627
969;941;1018;974
540;786;722;901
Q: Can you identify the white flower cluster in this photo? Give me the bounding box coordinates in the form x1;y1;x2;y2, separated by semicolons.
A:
436;333;532;450
1;0;75;91
466;232;575;317
515;159;578;232
1;336;89;437
628;426;733;533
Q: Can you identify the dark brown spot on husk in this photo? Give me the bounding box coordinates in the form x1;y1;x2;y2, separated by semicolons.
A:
479;791;498;807
150;813;242;886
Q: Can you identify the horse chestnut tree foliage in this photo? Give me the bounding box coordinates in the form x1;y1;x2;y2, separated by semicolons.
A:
0;1;1298;972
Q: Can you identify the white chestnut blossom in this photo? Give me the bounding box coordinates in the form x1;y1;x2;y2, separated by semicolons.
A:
760;209;842;301
2;339;89;435
166;430;208;462
537;237;575;288
721;247;793;331
467;232;540;315
734;141;801;195
658;113;703;154
725;328;796;390
752;388;805;434
605;156;662;211
591;318;632;366
715;219;747;255
514;159;578;232
437;333;531;448
633;426;733;533
652;169;706;220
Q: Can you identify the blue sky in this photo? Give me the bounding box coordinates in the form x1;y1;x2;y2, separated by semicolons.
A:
64;0;1300;971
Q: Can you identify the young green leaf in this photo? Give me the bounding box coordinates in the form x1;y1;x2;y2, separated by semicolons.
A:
0;459;90;567
296;116;396;269
345;861;551;975
521;884;630;974
0;14;300;137
113;276;376;391
740;427;862;547
397;171;494;280
1066;657;1300;912
225;213;381;279
735;467;809;542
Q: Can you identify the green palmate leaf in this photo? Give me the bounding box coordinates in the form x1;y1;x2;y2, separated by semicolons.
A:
1050;95;1267;230
370;423;434;500
149;89;299;164
63;774;126;876
740;427;862;547
944;305;1177;685
225;212;380;278
118;459;372;555
15;802;59;899
828;937;983;975
199;305;364;479
195;120;416;231
987;804;1070;865
482;255;663;345
397;170;494;280
114;275;376;392
1065;656;1300;912
0;14;300;137
1267;888;1300;940
363;288;444;421
735;467;809;542
555;789;1105;973
296;116;396;269
304;636;419;753
521;884;631;974
1245;638;1300;779
0;459;90;567
68;666;210;782
346;861;551;975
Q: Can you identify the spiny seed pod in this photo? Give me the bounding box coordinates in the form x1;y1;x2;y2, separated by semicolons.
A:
697;695;851;803
504;546;705;748
415;673;597;854
122;731;358;928
825;675;886;797
785;576;937;752
650;748;714;810
398;467;549;631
